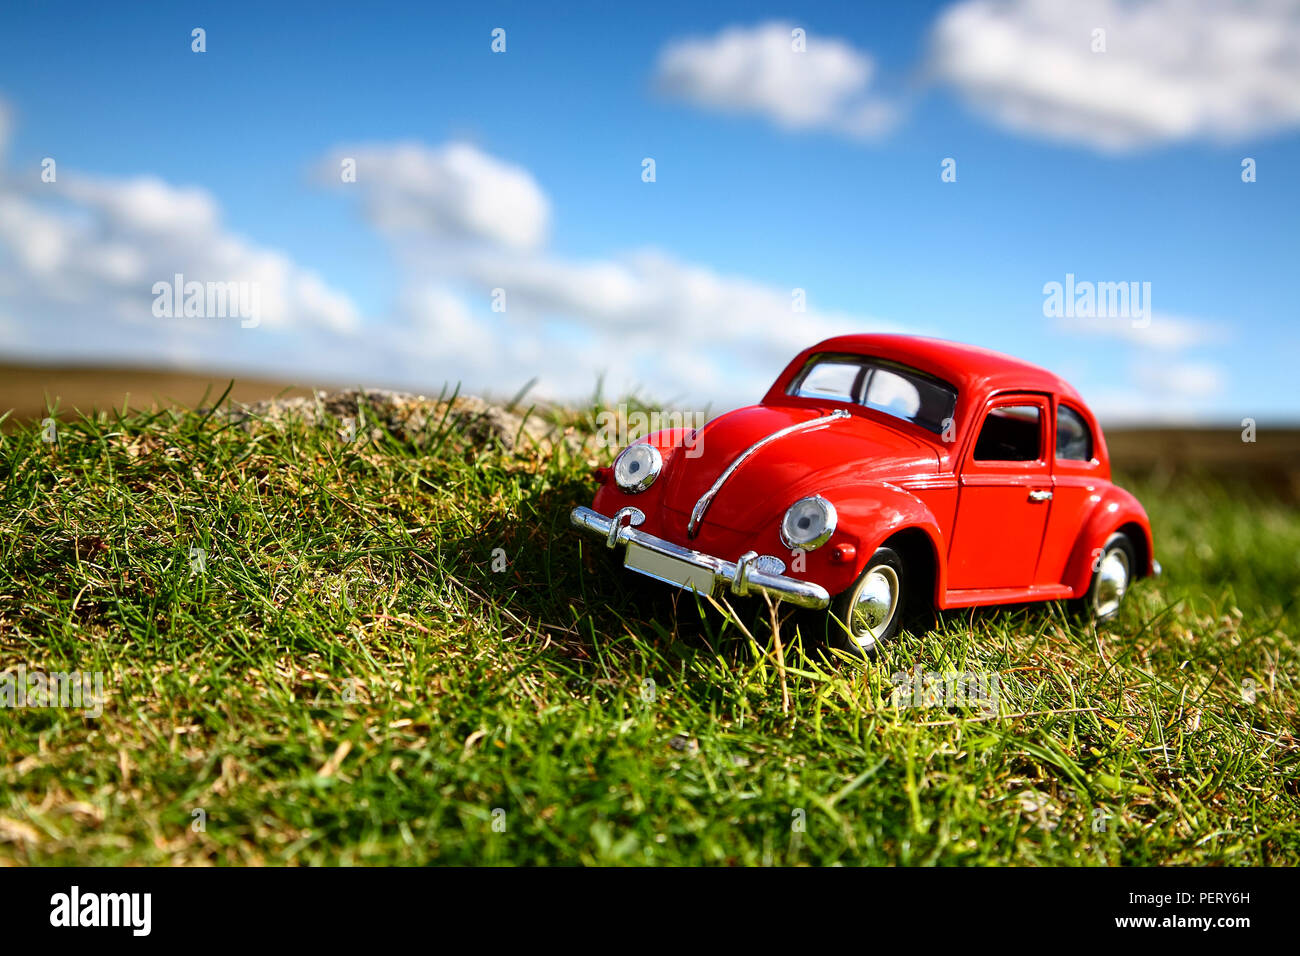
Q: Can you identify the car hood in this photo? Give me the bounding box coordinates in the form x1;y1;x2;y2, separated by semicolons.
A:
660;403;939;534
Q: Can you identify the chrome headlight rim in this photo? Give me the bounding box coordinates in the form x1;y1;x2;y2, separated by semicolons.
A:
613;442;663;494
780;495;838;551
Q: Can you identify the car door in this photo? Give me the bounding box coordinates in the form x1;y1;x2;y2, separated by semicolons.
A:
1035;399;1103;587
947;394;1052;590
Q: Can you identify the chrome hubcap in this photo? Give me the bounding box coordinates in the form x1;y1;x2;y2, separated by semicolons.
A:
1094;548;1130;618
849;565;899;651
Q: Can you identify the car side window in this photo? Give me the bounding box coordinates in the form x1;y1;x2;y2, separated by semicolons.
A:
973;404;1041;462
1056;405;1093;461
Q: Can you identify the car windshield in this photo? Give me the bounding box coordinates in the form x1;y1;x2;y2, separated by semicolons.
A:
788;354;958;434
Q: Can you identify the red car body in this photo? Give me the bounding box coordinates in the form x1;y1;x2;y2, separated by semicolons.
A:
572;334;1157;626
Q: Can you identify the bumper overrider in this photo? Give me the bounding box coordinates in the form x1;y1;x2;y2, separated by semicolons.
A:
570;505;831;610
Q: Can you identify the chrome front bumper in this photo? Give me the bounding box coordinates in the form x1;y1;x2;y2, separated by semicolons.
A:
570;505;831;610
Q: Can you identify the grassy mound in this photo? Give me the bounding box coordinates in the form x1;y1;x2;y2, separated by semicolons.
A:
0;392;1296;865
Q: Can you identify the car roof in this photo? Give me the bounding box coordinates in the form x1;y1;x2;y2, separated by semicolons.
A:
800;333;1083;404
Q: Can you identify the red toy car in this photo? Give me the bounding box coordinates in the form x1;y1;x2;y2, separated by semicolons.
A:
571;334;1159;656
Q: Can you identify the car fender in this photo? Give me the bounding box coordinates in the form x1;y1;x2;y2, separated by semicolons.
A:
821;481;948;605
1063;485;1155;595
590;426;697;511
628;426;698;456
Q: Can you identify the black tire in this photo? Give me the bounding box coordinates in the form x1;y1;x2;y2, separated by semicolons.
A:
1074;532;1136;623
821;546;907;659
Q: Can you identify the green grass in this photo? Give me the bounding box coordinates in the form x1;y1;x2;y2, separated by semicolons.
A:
0;394;1297;865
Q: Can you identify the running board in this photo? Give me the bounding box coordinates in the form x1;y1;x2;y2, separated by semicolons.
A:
942;584;1075;609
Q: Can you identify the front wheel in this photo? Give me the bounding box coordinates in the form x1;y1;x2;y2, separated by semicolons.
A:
825;547;906;658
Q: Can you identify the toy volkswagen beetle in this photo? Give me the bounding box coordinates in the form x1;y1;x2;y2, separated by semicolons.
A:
571;335;1159;656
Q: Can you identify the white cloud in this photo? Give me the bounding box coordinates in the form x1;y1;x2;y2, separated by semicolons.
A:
398;284;498;362
929;0;1300;151
1053;306;1230;421
1056;311;1229;350
0;149;361;372
1084;358;1227;423
654;21;897;138
63;176;220;236
317;142;549;250
444;247;891;354
1135;358;1225;397
1;175;359;335
313;139;907;406
660;5;1300;151
389;251;902;407
372;246;901;406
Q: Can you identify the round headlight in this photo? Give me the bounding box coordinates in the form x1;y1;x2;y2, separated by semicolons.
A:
781;495;837;551
613;443;662;493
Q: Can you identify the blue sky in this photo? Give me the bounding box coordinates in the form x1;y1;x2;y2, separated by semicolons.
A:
0;0;1297;422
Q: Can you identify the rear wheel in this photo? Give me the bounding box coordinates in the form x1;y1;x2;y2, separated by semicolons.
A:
825;547;906;658
1078;532;1136;622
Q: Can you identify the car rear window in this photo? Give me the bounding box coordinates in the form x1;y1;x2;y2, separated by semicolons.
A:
1056;404;1093;461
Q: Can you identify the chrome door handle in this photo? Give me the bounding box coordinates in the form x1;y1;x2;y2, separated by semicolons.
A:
1028;489;1053;502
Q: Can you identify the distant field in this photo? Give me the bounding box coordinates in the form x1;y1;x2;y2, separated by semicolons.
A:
0;364;317;423
1105;427;1300;499
0;390;1296;865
